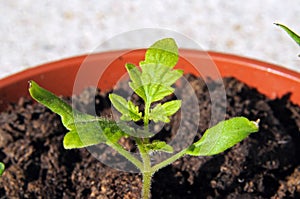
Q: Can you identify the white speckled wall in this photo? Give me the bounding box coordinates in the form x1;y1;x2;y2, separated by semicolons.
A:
1;0;300;79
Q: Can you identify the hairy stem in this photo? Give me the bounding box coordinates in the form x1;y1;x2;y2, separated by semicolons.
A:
151;148;188;173
142;171;153;199
143;101;151;127
136;137;153;199
106;141;143;170
141;151;153;199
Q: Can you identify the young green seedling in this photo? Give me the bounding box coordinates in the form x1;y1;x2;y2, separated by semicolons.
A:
29;38;259;199
275;23;300;46
275;23;300;57
0;162;4;176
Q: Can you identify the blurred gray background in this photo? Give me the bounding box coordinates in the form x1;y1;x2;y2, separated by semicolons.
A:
1;0;300;79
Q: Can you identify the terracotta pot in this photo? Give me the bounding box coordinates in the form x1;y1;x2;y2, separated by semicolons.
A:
1;50;300;111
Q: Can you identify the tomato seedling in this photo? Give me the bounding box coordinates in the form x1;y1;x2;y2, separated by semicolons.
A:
29;38;259;199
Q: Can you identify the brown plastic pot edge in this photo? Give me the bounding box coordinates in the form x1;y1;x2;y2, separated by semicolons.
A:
1;50;300;111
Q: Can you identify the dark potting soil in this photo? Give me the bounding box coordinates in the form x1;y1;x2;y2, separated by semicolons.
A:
0;75;300;199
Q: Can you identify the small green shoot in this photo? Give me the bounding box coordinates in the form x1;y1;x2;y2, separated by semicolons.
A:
0;162;4;176
29;38;259;199
275;23;300;46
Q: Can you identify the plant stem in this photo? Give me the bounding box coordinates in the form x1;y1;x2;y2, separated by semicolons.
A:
135;137;153;199
106;141;143;170
143;101;151;127
151;148;188;173
140;150;153;199
142;171;153;199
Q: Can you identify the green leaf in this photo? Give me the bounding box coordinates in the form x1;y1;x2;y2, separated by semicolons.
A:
29;81;128;149
149;100;181;123
140;38;179;67
63;115;125;149
140;63;183;101
144;140;174;153
161;100;181;116
125;63;146;100
109;93;142;121
28;81;74;127
126;63;183;103
149;104;169;123
275;23;300;46
126;38;183;105
186;117;259;156
0;162;4;176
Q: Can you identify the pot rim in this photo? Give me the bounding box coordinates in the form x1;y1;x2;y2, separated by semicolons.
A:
1;49;300;110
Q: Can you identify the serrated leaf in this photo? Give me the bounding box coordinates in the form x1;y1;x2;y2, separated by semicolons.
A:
126;63;142;83
144;140;173;153
161;69;184;86
126;63;182;103
126;38;182;105
149;104;169;123
103;127;129;143
161;100;181;116
140;38;179;67
140;63;183;87
29;81;128;149
127;101;142;121
275;23;300;46
0;162;4;176
109;93;142;122
147;83;175;103
186;117;259;156
149;100;181;123
140;63;183;102
63;112;116;149
125;63;147;100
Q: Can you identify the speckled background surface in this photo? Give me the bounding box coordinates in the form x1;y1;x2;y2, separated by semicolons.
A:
1;0;300;79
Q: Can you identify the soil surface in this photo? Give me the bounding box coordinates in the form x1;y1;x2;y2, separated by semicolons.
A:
0;75;300;198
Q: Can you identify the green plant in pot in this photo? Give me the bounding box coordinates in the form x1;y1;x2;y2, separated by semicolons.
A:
29;38;259;198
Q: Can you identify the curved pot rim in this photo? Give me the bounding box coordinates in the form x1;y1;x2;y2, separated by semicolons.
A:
1;49;300;111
